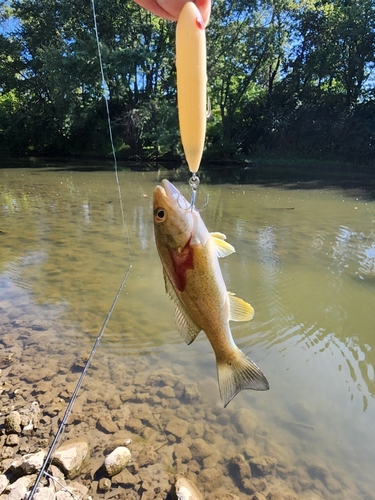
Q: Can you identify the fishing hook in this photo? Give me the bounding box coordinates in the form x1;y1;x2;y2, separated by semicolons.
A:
178;173;209;212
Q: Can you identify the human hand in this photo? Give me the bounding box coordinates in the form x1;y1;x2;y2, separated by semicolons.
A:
133;0;211;26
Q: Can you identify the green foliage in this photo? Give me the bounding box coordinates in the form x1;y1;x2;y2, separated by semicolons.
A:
0;0;374;162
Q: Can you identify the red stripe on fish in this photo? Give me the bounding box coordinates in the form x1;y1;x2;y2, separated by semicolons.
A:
168;236;194;292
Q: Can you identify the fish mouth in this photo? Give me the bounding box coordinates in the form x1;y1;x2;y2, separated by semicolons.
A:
154;179;190;210
161;179;181;201
161;179;190;209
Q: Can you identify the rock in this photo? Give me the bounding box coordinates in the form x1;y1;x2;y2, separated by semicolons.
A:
68;481;89;499
183;383;200;402
111;468;139;488
157;386;175;398
166;417;189;440
6;434;20;447
190;438;212;463
233;408;257;435
126;417;144;433
52;437;90;479
0;475;9;494
199;467;219;483
228;454;254;494
2;446;16;459
202;452;220;469
103;438;132;455
10;450;46;475
98;477;111;492
206;493;240;500
137;446;157;467
138;468;152;490
7;475;36;500
96;416;118;434
174;444;192;463
106;394;122;410
47;465;66;491
103;446;131;477
20;401;41;430
172;476;203;500
266;492;298;500
136;409;155;427
4;411;22;434
250;456;277;476
32;487;55;500
252;494;267;500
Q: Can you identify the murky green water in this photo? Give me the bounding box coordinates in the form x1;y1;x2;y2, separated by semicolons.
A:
1;166;375;499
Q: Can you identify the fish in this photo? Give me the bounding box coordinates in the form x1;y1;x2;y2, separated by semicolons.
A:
153;179;269;407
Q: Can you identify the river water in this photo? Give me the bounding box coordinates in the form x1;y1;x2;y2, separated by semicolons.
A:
1;165;374;499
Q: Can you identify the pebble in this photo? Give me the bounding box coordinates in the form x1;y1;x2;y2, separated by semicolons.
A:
103;446;131;477
98;477;111;492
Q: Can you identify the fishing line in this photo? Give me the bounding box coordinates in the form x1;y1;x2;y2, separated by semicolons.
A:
28;1;132;497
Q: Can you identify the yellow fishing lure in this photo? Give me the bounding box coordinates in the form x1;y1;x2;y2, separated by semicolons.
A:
176;2;207;174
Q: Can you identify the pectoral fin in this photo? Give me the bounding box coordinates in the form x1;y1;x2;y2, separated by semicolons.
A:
174;305;201;345
163;269;201;345
210;232;235;258
228;292;254;322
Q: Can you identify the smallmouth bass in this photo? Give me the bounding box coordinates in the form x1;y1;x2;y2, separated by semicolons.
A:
153;180;269;407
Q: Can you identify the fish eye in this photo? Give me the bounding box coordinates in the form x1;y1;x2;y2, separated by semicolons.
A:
154;207;167;222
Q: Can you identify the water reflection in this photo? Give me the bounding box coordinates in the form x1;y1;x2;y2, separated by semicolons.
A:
1;168;375;499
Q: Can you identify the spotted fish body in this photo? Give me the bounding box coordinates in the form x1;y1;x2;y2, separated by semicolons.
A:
153;180;269;407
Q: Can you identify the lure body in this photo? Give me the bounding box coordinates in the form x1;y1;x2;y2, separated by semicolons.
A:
176;2;206;173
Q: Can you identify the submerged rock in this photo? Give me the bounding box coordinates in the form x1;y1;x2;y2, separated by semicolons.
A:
172;476;203;500
228;454;254;494
189;438;212;463
103;446;131;477
166;417;189;440
250;455;277;476
137;445;157;468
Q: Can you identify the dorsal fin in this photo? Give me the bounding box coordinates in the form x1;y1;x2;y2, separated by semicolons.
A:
228;292;254;322
210;232;235;258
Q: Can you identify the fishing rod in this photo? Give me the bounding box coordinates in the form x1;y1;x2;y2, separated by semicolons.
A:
28;1;132;497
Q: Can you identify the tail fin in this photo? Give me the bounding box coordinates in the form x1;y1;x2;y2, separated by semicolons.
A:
217;349;269;407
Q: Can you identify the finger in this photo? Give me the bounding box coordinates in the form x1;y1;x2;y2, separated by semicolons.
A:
133;0;176;21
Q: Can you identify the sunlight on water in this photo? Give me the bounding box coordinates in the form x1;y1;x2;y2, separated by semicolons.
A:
1;167;375;499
